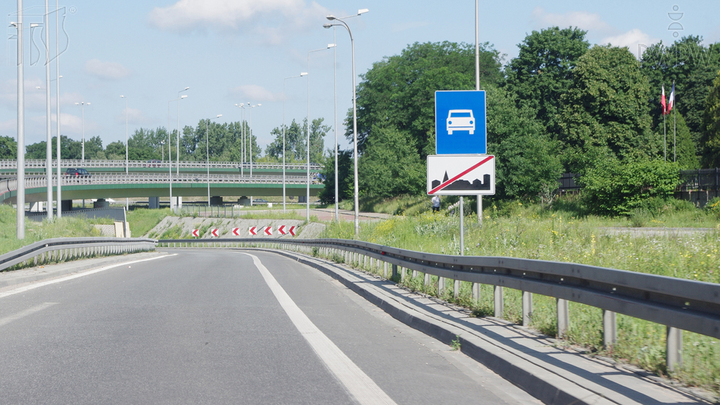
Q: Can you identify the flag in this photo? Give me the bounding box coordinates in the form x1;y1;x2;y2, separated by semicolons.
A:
668;82;675;113
661;85;667;115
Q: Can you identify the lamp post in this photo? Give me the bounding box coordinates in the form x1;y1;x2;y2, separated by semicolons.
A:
325;9;367;236
160;140;165;161
75;101;90;164
176;87;189;176
284;73;308;212
168;89;188;211
306;44;335;222
55;0;61;219
44;0;52;221
234;103;245;176
247;103;261;178
120;95;128;210
11;7;25;239
206;114;222;207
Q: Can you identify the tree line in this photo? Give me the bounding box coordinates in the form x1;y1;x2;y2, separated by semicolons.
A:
0;117;330;165
318;29;720;209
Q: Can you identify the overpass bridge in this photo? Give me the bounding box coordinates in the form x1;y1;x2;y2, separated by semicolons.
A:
0;159;324;207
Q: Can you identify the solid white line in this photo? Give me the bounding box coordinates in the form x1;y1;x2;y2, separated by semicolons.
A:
0;302;57;328
245;253;397;405
0;254;175;300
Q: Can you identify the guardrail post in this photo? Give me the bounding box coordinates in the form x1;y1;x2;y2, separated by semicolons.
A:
472;283;480;302
557;298;569;338
522;291;532;327
453;279;460;299
383;262;388;278
667;327;683;372
392;264;398;280
603;310;617;348
438;277;445;295
494;286;503;318
424;273;431;289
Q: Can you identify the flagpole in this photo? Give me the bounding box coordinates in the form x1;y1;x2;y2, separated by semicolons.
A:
673;81;676;162
664;113;667;162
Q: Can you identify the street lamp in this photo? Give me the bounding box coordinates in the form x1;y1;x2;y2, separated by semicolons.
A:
306;44;335;222
234;103;246;176
327;9;367;222
120;95;129;210
11;11;26;239
325;9;367;236
247;103;261;178
168;88;188;211
74;101;90;164
206;114;222;207
177;87;189;176
160;140;165;161
284;73;308;212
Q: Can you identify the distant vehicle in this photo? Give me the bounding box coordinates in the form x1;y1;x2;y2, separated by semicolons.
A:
145;159;161;167
64;168;91;179
446;109;475;135
253;198;268;205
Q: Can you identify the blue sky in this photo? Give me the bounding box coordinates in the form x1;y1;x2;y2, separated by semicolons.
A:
2;0;719;153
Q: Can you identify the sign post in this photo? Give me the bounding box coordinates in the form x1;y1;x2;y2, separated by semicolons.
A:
430;90;493;256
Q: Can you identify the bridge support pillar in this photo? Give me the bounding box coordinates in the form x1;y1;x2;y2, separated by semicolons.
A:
93;199;110;209
238;196;250;206
61;200;73;212
603;310;617;348
149;197;159;209
557;298;569;338
522;291;532;327
210;196;223;206
667;327;683;372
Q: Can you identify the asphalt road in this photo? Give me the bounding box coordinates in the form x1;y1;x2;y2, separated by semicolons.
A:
0;249;540;405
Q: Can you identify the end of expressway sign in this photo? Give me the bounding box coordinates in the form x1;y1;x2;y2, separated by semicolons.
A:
427;155;495;196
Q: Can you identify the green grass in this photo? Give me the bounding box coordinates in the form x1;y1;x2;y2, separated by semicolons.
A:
319;197;720;394
127;208;173;238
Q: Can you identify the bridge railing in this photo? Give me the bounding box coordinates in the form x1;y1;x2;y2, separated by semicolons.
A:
0;237;156;272
0;159;322;171
157;237;720;372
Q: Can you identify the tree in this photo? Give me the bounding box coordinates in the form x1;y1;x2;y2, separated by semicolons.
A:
351;41;502;158
700;70;720;167
557;45;658;173
358;126;425;198
641;37;720;153
266;118;329;164
26;135;83;160
0;136;17;159
503;27;590;133
318;149;354;204
105;141;125;160
667;110;700;169
486;86;564;200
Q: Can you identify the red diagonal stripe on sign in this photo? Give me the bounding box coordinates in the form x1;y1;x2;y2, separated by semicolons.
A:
429;155;494;195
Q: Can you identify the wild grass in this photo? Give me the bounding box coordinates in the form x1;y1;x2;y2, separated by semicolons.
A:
319;197;720;393
127;208;172;238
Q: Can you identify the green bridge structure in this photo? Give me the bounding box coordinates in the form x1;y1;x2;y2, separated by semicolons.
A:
0;159;324;209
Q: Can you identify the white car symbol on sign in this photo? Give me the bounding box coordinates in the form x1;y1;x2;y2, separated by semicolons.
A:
446;109;475;135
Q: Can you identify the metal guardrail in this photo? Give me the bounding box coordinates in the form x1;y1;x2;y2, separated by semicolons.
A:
157;237;720;371
0;159;322;171
0;237;156;272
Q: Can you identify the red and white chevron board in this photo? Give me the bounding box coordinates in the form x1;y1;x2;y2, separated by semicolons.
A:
192;229;199;238
289;226;296;236
249;226;257;236
232;228;240;236
278;225;286;235
264;226;272;235
211;228;219;237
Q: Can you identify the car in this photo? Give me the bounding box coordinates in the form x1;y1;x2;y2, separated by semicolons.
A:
144;159;161;167
64;168;91;178
446;109;475;135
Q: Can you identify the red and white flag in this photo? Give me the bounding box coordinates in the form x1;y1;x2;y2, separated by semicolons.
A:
667;82;675;113
661;85;667;115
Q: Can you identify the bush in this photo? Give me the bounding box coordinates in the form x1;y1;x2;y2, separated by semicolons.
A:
581;159;680;216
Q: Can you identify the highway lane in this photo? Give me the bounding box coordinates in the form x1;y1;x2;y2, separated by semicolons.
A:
0;250;540;404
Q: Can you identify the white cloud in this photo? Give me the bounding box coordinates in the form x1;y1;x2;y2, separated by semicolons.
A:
148;0;329;35
230;85;281;102
116;108;152;126
602;29;659;59
84;59;132;80
531;7;613;34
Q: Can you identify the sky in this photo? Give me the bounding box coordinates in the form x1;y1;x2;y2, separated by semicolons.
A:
1;0;719;155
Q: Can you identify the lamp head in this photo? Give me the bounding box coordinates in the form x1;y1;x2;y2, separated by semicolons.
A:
326;14;336;21
180;95;188;99
257;104;262;107
216;114;222;118
323;23;332;29
120;95;125;98
358;8;369;15
327;43;336;49
300;72;308;76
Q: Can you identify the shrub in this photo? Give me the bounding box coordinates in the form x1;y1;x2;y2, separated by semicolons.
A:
581;159;680;216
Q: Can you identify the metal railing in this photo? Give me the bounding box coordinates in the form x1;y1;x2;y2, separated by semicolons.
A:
157;237;720;372
0;159;322;171
0;237;156;272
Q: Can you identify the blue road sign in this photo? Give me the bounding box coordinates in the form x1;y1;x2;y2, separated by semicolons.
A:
435;90;486;154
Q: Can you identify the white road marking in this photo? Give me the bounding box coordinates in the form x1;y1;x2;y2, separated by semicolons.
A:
0;302;57;328
0;254;174;300
246;253;397;405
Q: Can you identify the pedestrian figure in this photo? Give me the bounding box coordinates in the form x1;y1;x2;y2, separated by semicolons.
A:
431;195;440;213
